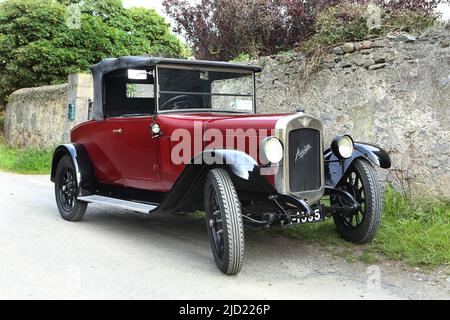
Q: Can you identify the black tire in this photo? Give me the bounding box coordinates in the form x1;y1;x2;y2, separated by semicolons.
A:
204;168;244;275
332;158;381;243
54;155;87;222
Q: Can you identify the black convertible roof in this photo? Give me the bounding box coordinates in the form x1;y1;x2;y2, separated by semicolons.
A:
91;56;263;74
90;56;262;120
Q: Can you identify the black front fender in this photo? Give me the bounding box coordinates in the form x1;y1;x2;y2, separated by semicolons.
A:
159;149;275;212
324;142;391;187
201;149;260;180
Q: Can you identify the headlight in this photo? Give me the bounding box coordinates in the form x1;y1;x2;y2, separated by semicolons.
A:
260;137;284;164
331;135;354;159
151;123;161;135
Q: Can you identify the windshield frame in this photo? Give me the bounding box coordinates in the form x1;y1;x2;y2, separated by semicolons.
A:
155;64;256;114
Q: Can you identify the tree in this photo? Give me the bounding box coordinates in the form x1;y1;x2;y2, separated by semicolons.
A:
163;0;448;61
163;0;317;61
0;0;186;106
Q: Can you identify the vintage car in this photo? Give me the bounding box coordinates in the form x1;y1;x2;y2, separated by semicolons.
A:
51;56;391;275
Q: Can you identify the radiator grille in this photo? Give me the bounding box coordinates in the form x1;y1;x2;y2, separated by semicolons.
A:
288;128;321;192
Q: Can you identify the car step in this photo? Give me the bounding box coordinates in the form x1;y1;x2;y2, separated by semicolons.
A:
77;195;157;214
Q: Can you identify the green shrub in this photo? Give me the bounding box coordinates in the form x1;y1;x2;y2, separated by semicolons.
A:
383;9;436;34
301;2;437;52
0;0;187;106
304;3;370;51
230;53;252;63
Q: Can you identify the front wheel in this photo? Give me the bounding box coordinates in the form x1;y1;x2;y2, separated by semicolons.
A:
332;158;381;243
204;168;244;275
55;155;87;222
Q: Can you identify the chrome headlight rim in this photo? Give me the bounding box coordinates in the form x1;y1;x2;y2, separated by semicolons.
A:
260;136;284;164
331;134;354;159
151;123;161;135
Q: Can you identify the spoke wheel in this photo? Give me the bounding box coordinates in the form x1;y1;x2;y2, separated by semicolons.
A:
332;158;381;243
204;168;244;275
55;155;87;222
58;167;77;212
333;170;366;230
208;191;225;258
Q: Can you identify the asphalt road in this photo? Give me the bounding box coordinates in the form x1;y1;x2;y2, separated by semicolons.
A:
0;171;448;300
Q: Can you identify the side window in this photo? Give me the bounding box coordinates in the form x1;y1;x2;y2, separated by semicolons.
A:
103;68;155;118
126;83;154;98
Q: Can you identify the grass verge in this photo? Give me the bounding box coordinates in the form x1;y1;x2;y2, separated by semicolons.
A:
276;186;450;269
0;137;52;175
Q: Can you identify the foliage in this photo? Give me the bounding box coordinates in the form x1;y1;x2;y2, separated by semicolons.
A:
164;0;447;60
230;53;252;63
276;186;450;268
302;2;438;51
383;9;437;34
0;138;52;174
367;0;449;15
302;2;369;51
0;111;4;133
0;0;186;105
163;0;318;61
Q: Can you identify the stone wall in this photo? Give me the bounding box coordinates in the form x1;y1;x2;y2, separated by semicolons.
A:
3;27;448;198
4;73;93;150
4;84;68;149
255;27;450;198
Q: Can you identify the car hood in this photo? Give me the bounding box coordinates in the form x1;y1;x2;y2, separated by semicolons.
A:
204;113;290;133
157;112;292;133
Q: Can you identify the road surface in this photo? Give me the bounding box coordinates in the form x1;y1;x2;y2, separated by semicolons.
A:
0;171;448;299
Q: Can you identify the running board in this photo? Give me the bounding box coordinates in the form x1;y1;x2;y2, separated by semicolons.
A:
78;195;157;214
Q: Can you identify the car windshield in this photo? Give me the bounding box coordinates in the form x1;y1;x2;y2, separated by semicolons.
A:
157;66;255;113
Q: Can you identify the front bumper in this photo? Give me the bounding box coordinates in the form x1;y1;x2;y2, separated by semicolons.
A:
270;193;324;226
269;186;360;227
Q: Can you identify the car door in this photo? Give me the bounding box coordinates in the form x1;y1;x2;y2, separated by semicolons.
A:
91;68;161;190
102;116;160;190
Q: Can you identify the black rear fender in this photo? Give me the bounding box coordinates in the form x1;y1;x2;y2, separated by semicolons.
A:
50;144;96;194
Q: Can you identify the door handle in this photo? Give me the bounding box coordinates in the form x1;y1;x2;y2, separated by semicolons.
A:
112;128;123;134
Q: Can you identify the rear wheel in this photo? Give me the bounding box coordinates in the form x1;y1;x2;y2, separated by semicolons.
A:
55;155;87;221
332;158;381;243
204;168;244;275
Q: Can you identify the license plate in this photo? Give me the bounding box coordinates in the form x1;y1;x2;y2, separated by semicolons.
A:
288;208;324;225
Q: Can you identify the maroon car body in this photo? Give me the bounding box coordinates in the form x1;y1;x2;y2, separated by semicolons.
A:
71;112;283;192
51;57;391;275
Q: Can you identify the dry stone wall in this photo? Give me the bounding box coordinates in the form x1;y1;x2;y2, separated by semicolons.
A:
255;27;450;198
4;84;68;149
4;73;93;150
3;27;449;198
